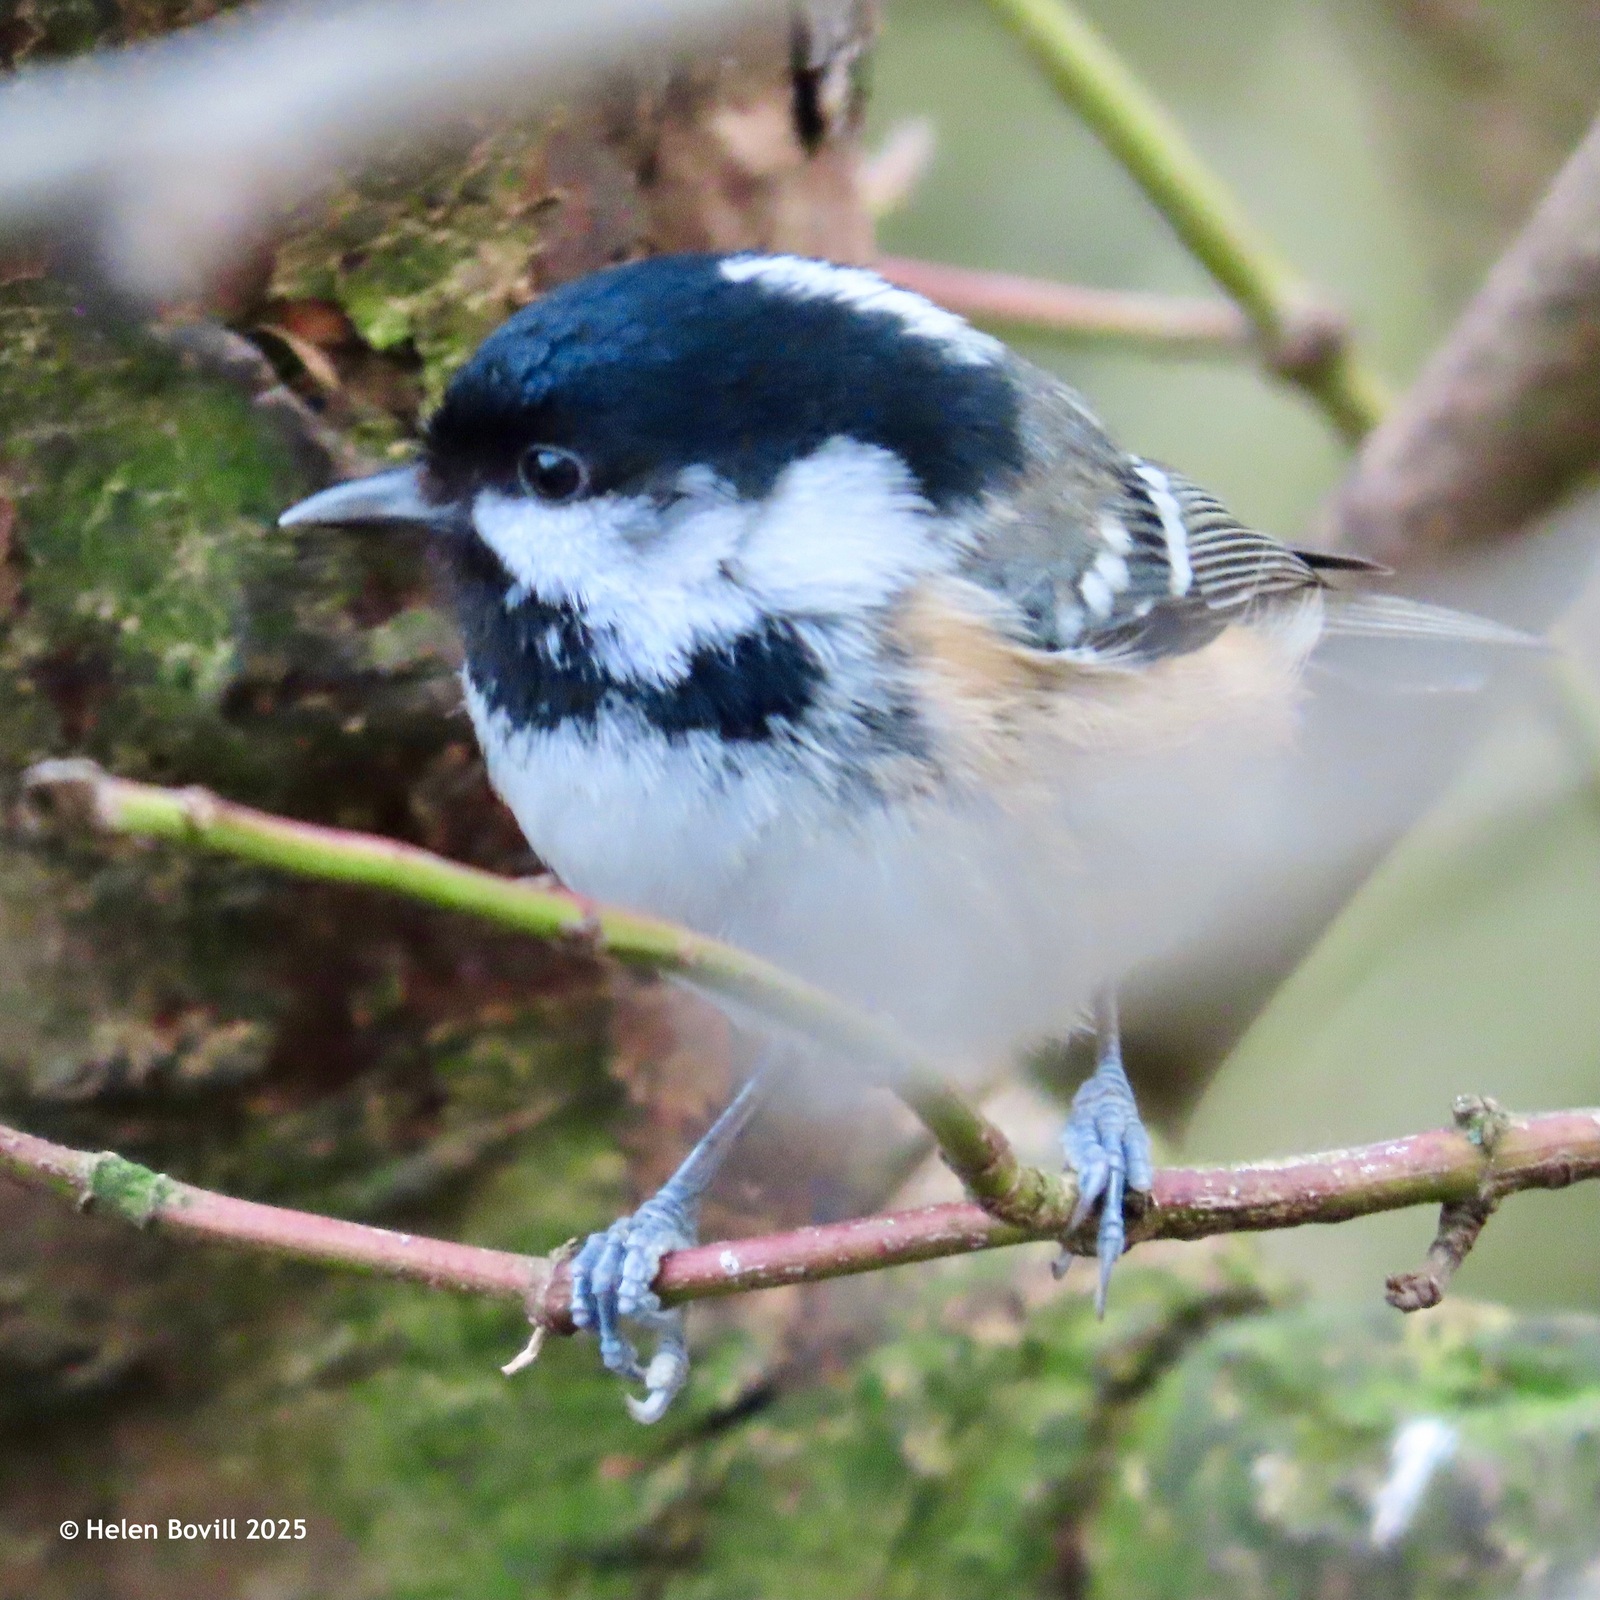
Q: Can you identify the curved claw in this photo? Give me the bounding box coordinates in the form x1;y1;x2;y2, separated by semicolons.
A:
625;1315;690;1424
1091;1165;1128;1316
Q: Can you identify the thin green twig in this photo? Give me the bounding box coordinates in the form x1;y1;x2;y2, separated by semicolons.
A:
20;759;1077;1235
983;0;1389;440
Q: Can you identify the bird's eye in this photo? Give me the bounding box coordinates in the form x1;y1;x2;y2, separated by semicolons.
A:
518;445;588;504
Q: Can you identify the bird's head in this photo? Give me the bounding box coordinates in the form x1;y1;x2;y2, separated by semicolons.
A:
280;252;1027;748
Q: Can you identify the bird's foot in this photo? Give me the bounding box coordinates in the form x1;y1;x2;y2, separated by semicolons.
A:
1058;1022;1154;1316
570;1188;697;1424
569;1071;771;1422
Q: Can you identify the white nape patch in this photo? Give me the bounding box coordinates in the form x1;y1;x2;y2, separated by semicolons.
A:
720;255;1005;367
1132;460;1193;596
471;438;950;685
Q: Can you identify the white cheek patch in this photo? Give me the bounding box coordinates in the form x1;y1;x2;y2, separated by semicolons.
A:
730;439;950;613
472;487;762;684
719;255;1005;367
472;490;640;602
470;439;954;687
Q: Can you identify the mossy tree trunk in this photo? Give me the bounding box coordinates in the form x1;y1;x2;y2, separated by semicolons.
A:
0;6;879;1593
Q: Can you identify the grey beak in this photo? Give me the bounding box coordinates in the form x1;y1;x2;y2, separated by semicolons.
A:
278;465;445;530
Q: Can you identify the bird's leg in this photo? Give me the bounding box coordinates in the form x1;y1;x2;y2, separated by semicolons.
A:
1057;989;1154;1315
570;1064;771;1423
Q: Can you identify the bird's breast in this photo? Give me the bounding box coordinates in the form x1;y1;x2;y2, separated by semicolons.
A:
463;677;824;926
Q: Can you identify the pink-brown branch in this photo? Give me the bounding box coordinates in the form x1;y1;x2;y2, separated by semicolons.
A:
8;1106;1599;1339
875;255;1251;352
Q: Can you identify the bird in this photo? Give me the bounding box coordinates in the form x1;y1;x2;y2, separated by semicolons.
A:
279;251;1535;1422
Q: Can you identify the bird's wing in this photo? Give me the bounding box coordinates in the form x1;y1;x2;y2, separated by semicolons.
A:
990;452;1540;670
1037;457;1329;667
967;369;1540;667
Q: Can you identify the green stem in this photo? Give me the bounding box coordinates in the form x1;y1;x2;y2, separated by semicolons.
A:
22;760;1076;1231
983;0;1388;440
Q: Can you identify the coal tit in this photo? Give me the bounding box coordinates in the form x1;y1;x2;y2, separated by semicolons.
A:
281;252;1531;1421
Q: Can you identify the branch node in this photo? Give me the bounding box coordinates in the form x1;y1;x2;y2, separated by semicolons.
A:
1453;1094;1511;1156
178;783;222;835
1051;1185;1149;1278
955;1126;1076;1233
1384;1096;1512;1311
524;1238;580;1345
556;891;603;950
19;758;117;834
1385;1193;1498;1313
85;1151;177;1227
1262;299;1349;384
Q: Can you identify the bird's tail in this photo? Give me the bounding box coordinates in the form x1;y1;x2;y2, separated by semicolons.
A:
1311;592;1545;695
1320;593;1545;651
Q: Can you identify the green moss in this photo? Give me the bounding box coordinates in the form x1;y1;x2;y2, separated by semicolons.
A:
1094;1298;1600;1600
124;1236;1572;1600
272;125;555;407
0;271;607;1237
0;283;301;773
3;1;246;65
289;1236;1277;1600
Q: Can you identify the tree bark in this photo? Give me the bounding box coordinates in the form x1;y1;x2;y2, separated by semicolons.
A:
0;8;878;1595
